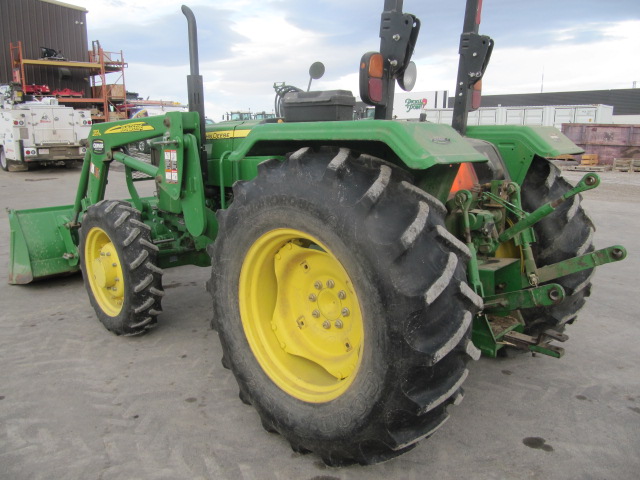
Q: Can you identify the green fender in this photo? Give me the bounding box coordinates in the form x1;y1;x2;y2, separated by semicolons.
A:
228;120;488;168
466;125;584;184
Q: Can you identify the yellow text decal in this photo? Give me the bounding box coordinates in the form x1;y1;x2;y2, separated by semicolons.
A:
206;129;251;140
104;122;155;135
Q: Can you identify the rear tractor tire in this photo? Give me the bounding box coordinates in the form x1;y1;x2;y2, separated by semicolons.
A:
80;200;164;335
520;156;595;337
209;147;483;465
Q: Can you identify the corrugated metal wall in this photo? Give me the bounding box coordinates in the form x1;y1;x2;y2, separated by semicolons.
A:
449;89;640;116
0;0;88;94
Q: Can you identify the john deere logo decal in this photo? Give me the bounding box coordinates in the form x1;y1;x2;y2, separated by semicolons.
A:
104;122;155;134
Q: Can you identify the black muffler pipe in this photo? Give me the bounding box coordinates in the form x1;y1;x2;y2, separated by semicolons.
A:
181;5;207;180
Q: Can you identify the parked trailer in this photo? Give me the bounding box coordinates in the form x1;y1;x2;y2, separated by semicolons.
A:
562;123;640;165
423;104;613;128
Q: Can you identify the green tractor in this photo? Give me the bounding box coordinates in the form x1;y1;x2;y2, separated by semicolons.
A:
7;0;626;466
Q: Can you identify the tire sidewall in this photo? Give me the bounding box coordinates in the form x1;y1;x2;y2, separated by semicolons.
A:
211;149;478;463
215;196;393;441
79;201;162;335
80;208;136;333
520;156;594;333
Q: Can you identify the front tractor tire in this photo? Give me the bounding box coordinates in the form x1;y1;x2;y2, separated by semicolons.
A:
209;147;483;465
80;200;164;335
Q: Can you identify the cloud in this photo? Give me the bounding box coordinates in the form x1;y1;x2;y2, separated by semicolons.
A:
67;0;640;119
481;20;640;94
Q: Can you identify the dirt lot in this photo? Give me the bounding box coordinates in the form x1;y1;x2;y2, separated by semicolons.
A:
1;165;639;480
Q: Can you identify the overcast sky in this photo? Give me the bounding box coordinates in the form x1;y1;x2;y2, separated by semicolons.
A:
68;0;640;120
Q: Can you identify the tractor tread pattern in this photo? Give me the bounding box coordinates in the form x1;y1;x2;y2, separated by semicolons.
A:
80;200;163;336
520;156;595;335
209;147;481;466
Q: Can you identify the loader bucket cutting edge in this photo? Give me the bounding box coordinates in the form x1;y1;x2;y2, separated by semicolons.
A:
8;205;79;285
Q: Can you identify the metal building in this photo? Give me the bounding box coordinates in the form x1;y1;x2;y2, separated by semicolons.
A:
450;89;640;117
0;0;88;93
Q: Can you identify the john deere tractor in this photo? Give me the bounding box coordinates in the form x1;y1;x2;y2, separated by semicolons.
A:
7;0;626;466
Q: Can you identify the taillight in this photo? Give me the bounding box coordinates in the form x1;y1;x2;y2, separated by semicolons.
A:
359;52;385;105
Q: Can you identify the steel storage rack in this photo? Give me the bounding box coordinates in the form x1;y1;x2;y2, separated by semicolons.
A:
9;40;127;122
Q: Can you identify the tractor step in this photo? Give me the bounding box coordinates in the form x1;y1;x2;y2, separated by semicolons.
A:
502;331;565;358
542;329;569;343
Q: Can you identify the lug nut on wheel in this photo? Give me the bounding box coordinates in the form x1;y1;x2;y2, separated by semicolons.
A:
322;320;331;329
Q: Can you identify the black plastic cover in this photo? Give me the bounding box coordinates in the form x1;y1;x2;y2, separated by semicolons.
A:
283;90;356;122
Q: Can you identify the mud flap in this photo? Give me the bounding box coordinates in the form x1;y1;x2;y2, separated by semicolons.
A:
8;205;79;284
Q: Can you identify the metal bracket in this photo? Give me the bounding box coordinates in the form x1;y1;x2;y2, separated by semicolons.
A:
483;283;565;312
536;245;627;284
458;32;494;86
498;173;599;244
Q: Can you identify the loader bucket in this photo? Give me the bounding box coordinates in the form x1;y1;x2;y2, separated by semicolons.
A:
8;205;79;284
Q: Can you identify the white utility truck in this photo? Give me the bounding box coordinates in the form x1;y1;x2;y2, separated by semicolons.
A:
0;85;92;171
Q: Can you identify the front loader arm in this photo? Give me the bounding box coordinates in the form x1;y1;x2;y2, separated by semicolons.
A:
8;112;208;285
73;112;208;235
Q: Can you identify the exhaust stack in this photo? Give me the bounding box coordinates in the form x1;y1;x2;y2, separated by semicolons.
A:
181;5;207;178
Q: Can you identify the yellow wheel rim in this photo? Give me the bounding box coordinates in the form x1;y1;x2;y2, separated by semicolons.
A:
85;227;125;316
239;228;364;403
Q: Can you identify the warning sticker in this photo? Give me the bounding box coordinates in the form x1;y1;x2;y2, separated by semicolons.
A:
90;162;100;179
164;149;178;184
